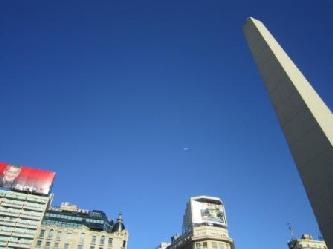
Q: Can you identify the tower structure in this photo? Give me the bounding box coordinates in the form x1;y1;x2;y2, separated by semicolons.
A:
243;17;333;248
0;162;55;248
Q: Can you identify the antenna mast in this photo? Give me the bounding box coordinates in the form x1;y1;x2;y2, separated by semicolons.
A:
287;222;295;240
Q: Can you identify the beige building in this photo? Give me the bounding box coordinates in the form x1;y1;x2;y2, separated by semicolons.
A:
0;189;51;249
166;196;234;249
32;202;128;249
288;234;327;249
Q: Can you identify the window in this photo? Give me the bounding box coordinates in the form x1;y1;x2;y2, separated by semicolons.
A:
48;229;54;239
196;243;201;249
108;238;113;247
212;242;218;249
80;233;85;243
90;246;95;249
56;231;62;240
91;235;97;245
123;240;126;248
218;242;224;249
39;229;45;238
36;240;42;248
54;242;59;249
66;233;72;240
64;243;69;249
203;242;208;249
77;245;83;249
45;241;51;249
100;236;105;245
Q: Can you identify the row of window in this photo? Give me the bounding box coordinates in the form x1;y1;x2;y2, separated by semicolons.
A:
0;225;35;235
0;190;49;204
0;236;33;245
0;206;43;219
36;240;114;249
0;197;45;207
43;220;84;228
45;213;104;224
0;215;39;224
298;243;327;249
195;241;230;249
39;229;113;246
46;213;83;221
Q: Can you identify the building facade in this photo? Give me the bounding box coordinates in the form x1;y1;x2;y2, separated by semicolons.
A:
0;162;128;249
288;234;327;249
167;196;234;249
0;162;55;249
33;202;128;249
243;17;333;248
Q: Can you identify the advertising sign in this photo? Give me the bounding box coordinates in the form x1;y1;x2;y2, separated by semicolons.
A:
0;162;55;195
191;198;227;227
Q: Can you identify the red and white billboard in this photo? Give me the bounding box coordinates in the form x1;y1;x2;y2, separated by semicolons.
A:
0;162;55;195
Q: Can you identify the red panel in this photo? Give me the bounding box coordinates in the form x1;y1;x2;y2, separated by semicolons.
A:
0;162;55;195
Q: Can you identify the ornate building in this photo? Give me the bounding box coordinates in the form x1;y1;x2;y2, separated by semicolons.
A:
167;196;234;249
33;202;128;249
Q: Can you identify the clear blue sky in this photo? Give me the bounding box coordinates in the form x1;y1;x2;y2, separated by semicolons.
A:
1;1;333;249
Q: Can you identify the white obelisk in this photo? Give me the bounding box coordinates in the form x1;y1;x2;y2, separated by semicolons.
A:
243;17;333;248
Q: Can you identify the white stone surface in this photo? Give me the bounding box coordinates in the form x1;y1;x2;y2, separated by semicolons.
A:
243;17;333;249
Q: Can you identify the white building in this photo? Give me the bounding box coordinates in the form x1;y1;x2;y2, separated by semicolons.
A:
0;163;55;248
288;234;327;249
167;196;234;249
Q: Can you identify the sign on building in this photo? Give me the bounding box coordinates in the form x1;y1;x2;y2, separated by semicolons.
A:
0;162;55;195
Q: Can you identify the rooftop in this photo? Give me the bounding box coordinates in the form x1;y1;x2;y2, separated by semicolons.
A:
42;202;125;233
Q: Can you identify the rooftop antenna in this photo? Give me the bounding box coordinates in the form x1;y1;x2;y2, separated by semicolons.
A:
287;222;296;240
